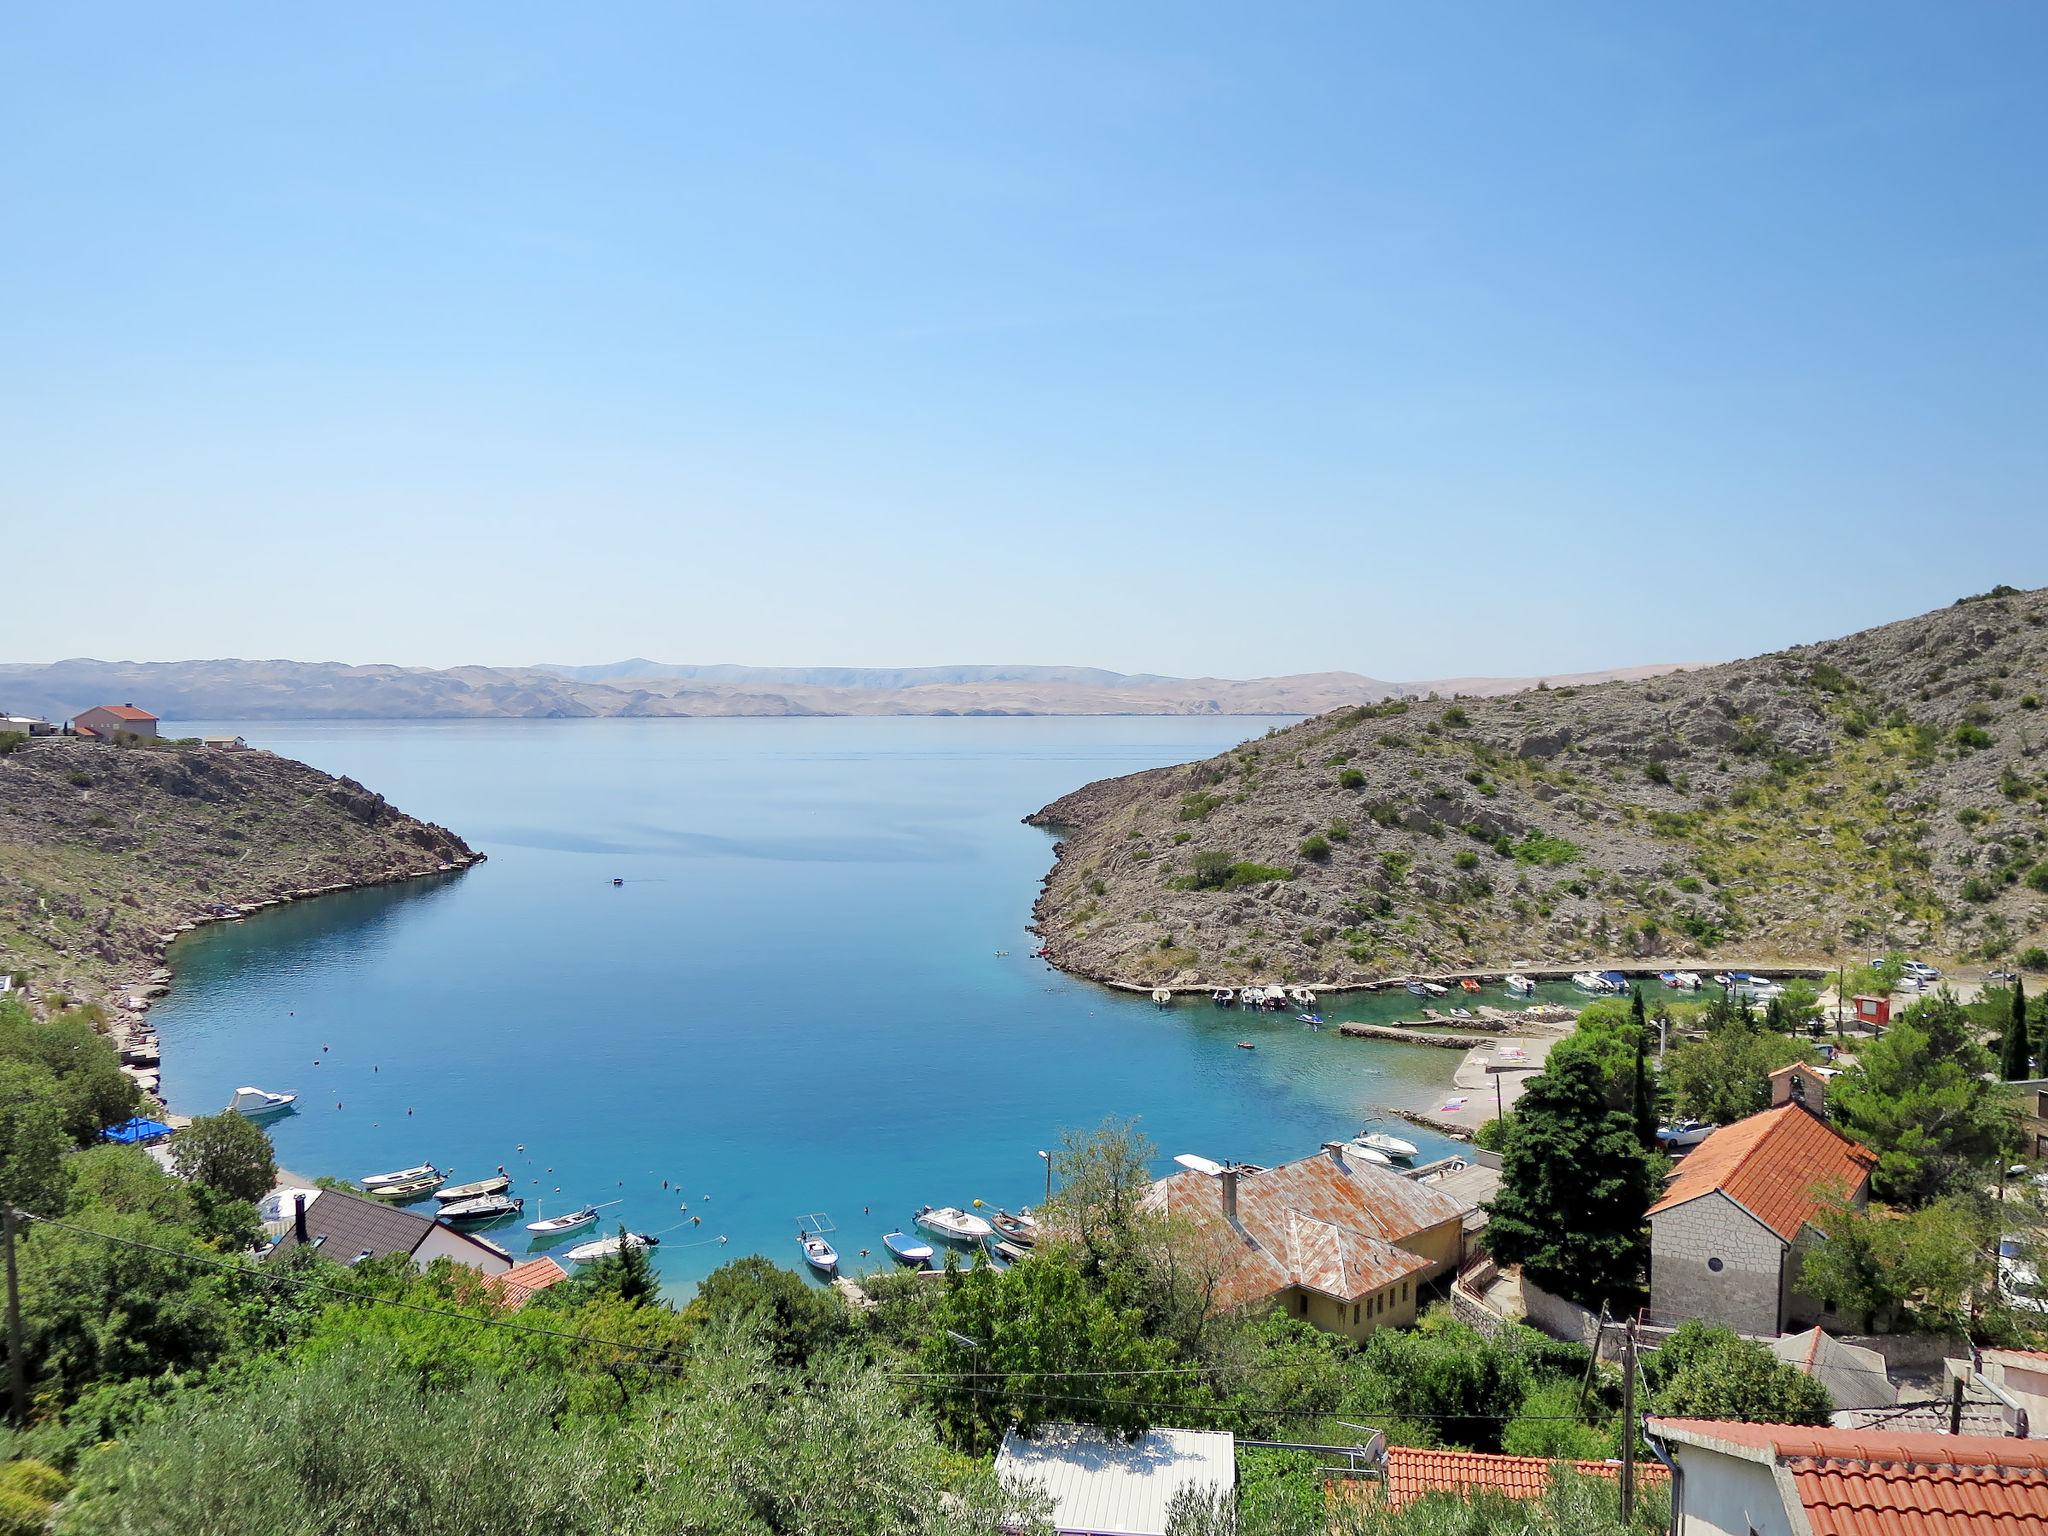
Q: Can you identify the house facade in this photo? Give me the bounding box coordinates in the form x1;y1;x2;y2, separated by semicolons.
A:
72;703;159;740
1646;1103;1876;1335
1649;1417;2048;1536
1144;1141;1467;1342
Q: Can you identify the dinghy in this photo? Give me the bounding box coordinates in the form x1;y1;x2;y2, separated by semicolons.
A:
915;1205;993;1242
435;1174;511;1203
883;1231;935;1267
526;1204;601;1236
362;1162;440;1190
990;1209;1040;1246
438;1193;523;1224
799;1235;839;1276
564;1232;660;1264
227;1086;297;1118
366;1173;441;1202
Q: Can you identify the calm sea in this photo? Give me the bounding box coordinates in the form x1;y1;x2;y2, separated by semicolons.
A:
151;717;1546;1293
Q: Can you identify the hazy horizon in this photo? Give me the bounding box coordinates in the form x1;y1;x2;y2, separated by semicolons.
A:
4;6;2043;675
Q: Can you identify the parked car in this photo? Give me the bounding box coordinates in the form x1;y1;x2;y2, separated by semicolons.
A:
1998;1253;2048;1315
1902;960;1941;981
1989;969;2019;983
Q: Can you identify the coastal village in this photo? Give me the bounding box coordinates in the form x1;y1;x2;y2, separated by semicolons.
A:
7;693;2048;1534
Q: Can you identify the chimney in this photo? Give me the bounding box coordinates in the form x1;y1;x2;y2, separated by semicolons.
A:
293;1194;308;1243
1219;1164;1240;1228
1321;1140;1348;1165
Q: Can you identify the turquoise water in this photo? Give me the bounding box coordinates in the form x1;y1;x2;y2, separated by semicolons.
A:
149;718;1569;1294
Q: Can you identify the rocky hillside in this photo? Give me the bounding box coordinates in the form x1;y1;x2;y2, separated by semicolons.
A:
0;736;478;1006
1028;587;2048;987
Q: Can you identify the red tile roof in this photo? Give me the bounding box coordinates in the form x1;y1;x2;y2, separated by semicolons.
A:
1646;1103;1876;1243
1379;1446;1667;1509
1651;1419;2048;1536
86;704;159;721
489;1256;568;1309
1146;1147;1460;1309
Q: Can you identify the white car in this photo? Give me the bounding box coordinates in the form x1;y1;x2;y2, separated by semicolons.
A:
1999;1255;2048;1314
1902;960;1941;981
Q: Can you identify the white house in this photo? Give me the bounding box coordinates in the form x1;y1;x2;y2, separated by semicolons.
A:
1649;1417;2048;1536
1646;1102;1876;1335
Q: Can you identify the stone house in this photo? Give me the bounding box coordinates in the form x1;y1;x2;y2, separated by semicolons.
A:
1143;1141;1467;1342
1646;1102;1876;1336
72;703;159;740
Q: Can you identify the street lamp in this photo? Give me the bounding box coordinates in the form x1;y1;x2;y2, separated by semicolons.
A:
1037;1149;1051;1207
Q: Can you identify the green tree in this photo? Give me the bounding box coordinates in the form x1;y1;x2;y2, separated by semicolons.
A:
1346;1316;1537;1453
1662;1019;1810;1125
1645;1320;1831;1425
1204;1310;1353;1441
1828;991;2016;1206
921;1251;1171;1452
0;1060;69;1215
1484;1051;1660;1313
680;1253;849;1371
0;1000;139;1144
170;1111;277;1203
1800;1195;1987;1334
2003;977;2032;1081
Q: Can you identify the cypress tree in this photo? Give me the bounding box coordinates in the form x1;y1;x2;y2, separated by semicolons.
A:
2004;977;2033;1081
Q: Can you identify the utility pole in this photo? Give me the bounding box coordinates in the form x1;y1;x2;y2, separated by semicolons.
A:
3;1205;25;1425
1620;1320;1638;1525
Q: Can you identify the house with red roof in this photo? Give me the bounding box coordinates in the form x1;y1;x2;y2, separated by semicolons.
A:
1649;1417;2048;1536
1647;1102;1877;1336
1374;1444;1667;1509
72;703;159;741
1143;1141;1467;1340
488;1255;570;1310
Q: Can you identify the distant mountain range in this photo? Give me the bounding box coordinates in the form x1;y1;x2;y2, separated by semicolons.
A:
0;657;1691;724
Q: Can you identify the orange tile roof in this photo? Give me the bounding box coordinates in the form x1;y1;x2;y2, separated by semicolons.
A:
1646;1103;1875;1243
1146;1147;1460;1309
1651;1420;2048;1536
1379;1446;1667;1509
87;704;158;721
488;1256;568;1310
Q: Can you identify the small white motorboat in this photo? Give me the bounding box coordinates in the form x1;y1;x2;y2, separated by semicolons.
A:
915;1205;994;1242
1151;988;1172;1006
1671;971;1703;990
1211;988;1235;1006
799;1235;839;1275
564;1232;660;1264
362;1162;441;1190
526;1204;601;1236
1355;1130;1419;1160
1571;971;1609;992
438;1193;523;1224
1505;974;1536;996
435;1174;511;1203
1288;986;1318;1008
227;1086;298;1118
883;1231;934;1266
1346;1140;1394;1166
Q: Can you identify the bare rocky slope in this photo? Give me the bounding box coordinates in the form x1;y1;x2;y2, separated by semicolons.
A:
1027;587;2048;988
0;656;1685;722
0;736;478;1007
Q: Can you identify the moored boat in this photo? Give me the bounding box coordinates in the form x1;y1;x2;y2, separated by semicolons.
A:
1151;988;1172;1006
362;1162;441;1190
1459;979;1480;993
883;1231;934;1267
435;1174;511;1203
1570;970;1608;992
564;1231;660;1264
438;1193;524;1224
1504;974;1536;996
227;1086;298;1118
526;1204;601;1236
915;1205;993;1243
799;1234;839;1275
1355;1129;1419;1160
990;1209;1040;1246
365;1173;441;1202
1345;1140;1394;1166
1211;988;1235;1006
1405;981;1431;996
1671;971;1703;990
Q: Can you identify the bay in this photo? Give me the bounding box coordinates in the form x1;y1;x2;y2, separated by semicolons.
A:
151;716;1527;1294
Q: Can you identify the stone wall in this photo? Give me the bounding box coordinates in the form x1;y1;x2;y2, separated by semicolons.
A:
1649;1192;1784;1335
1521;1278;1625;1362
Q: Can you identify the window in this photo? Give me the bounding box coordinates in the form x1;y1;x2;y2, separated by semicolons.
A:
1707;1256;1724;1273
1401;1280;1408;1301
1352;1303;1360;1325
1298;1293;1308;1316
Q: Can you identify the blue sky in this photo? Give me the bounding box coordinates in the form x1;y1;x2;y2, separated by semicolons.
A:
3;5;2042;678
